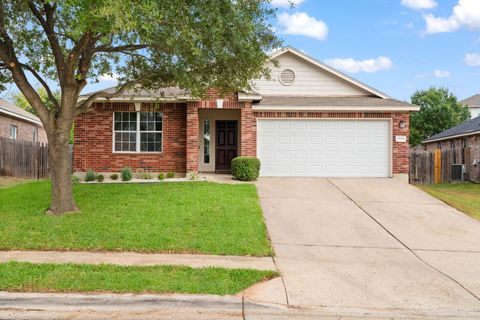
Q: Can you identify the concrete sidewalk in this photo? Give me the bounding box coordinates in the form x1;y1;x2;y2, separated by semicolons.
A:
0;250;276;271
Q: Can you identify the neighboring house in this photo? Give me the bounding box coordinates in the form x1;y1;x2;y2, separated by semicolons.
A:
0;98;47;144
461;94;480;119
423;116;480;180
74;46;418;178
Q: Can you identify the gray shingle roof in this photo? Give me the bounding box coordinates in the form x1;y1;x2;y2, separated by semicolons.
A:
0;98;42;125
461;94;480;107
253;96;415;108
80;86;188;98
423;115;480;143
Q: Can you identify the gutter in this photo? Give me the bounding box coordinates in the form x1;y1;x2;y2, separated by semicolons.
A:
252;105;420;112
422;130;480;144
0;108;42;126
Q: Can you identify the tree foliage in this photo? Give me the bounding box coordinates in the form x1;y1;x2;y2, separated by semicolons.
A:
0;0;279;214
10;87;60;116
410;87;470;146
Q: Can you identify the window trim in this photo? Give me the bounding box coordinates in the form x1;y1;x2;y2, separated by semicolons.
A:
9;125;18;140
112;111;163;154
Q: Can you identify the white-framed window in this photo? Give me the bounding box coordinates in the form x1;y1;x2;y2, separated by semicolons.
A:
113;111;163;153
33;127;38;143
9;125;17;140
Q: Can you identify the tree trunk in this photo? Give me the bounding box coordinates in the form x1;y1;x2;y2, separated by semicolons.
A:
47;136;78;215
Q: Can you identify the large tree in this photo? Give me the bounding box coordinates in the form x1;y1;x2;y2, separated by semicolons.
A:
410;87;470;146
0;1;279;215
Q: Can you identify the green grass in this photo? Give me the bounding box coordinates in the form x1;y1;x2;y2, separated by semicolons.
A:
420;183;480;221
0;261;278;295
0;181;272;256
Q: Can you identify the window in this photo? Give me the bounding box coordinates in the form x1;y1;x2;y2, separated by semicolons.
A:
114;112;162;153
9;125;17;140
32;127;38;143
204;120;210;163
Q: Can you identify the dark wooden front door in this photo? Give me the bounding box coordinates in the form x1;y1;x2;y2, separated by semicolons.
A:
215;120;238;171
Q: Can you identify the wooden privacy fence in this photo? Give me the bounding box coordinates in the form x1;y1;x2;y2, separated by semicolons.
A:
409;147;479;184
0;137;49;179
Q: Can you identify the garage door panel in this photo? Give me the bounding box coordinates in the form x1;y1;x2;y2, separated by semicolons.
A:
257;119;390;177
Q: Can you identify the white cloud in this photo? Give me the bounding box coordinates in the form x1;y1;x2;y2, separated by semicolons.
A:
433;69;451;78
325;56;394;74
99;73;119;82
424;0;480;34
465;53;480;66
277;12;328;40
401;0;437;10
270;0;305;8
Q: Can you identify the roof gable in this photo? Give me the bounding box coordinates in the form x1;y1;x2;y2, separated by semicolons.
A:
461;94;480;107
252;47;389;99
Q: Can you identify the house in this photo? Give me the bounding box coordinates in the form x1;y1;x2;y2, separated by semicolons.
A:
0;98;47;143
461;94;480;119
73;46;418;178
423;115;480;167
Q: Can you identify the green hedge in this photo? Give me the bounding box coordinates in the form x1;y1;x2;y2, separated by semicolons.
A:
231;157;261;181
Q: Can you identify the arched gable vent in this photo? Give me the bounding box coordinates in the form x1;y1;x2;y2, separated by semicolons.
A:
279;69;295;86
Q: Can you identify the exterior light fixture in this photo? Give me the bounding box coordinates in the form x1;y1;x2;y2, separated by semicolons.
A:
399;120;406;129
216;99;224;109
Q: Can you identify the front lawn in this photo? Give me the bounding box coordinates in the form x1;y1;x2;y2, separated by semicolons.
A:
420;183;480;221
0;261;277;295
0;181;272;256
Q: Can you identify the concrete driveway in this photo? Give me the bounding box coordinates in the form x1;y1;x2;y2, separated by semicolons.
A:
250;177;480;318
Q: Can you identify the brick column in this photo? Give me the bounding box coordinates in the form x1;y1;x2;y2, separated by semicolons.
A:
392;112;410;174
186;102;199;174
240;102;256;157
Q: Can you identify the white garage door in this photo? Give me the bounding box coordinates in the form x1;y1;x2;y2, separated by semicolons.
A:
257;119;390;177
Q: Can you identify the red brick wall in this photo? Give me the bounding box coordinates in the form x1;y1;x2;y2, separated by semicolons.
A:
240;102;256;157
73;103;186;173
0;114;47;143
186;102;199;173
253;111;411;175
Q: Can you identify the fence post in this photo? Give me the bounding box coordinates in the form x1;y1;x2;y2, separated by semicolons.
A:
434;149;442;184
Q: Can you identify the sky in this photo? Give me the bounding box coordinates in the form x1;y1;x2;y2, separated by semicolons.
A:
1;0;479;102
271;0;480;101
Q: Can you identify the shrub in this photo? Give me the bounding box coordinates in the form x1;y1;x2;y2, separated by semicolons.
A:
231;157;261;181
166;172;175;179
110;173;119;180
158;173;165;180
137;171;152;180
71;175;80;184
85;170;97;182
121;167;133;181
96;174;104;182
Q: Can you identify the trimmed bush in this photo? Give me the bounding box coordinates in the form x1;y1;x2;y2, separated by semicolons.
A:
158;173;165;180
231;157;261;181
110;173;119;181
85;170;97;182
121;167;133;181
71;175;80;184
137;171;152;180
166;172;175;179
96;174;104;183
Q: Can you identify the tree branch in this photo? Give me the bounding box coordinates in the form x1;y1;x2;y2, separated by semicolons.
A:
20;63;60;110
27;1;65;83
95;44;148;53
75;80;139;115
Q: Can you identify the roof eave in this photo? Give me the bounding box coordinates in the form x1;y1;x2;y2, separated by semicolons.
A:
0;108;42;126
422;130;480;144
252;105;419;112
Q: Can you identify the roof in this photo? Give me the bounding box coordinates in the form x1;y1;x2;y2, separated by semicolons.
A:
253;96;419;112
461;94;480;107
423;115;480;143
0;98;42;126
80;86;189;100
268;46;390;99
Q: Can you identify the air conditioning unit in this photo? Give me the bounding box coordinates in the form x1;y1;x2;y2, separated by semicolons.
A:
451;164;465;181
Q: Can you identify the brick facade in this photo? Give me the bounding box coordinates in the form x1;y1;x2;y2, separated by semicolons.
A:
73;100;411;175
73;102;186;173
0;114;47;143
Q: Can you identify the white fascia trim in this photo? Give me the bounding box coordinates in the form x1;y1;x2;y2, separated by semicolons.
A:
268;47;390;99
0;108;42;126
252;105;420;112
238;93;262;101
422;131;480;144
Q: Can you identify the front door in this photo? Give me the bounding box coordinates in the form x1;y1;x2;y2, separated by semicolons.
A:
215;120;238;172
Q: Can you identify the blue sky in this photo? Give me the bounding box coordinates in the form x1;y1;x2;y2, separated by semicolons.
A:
1;0;479;102
272;0;480;101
